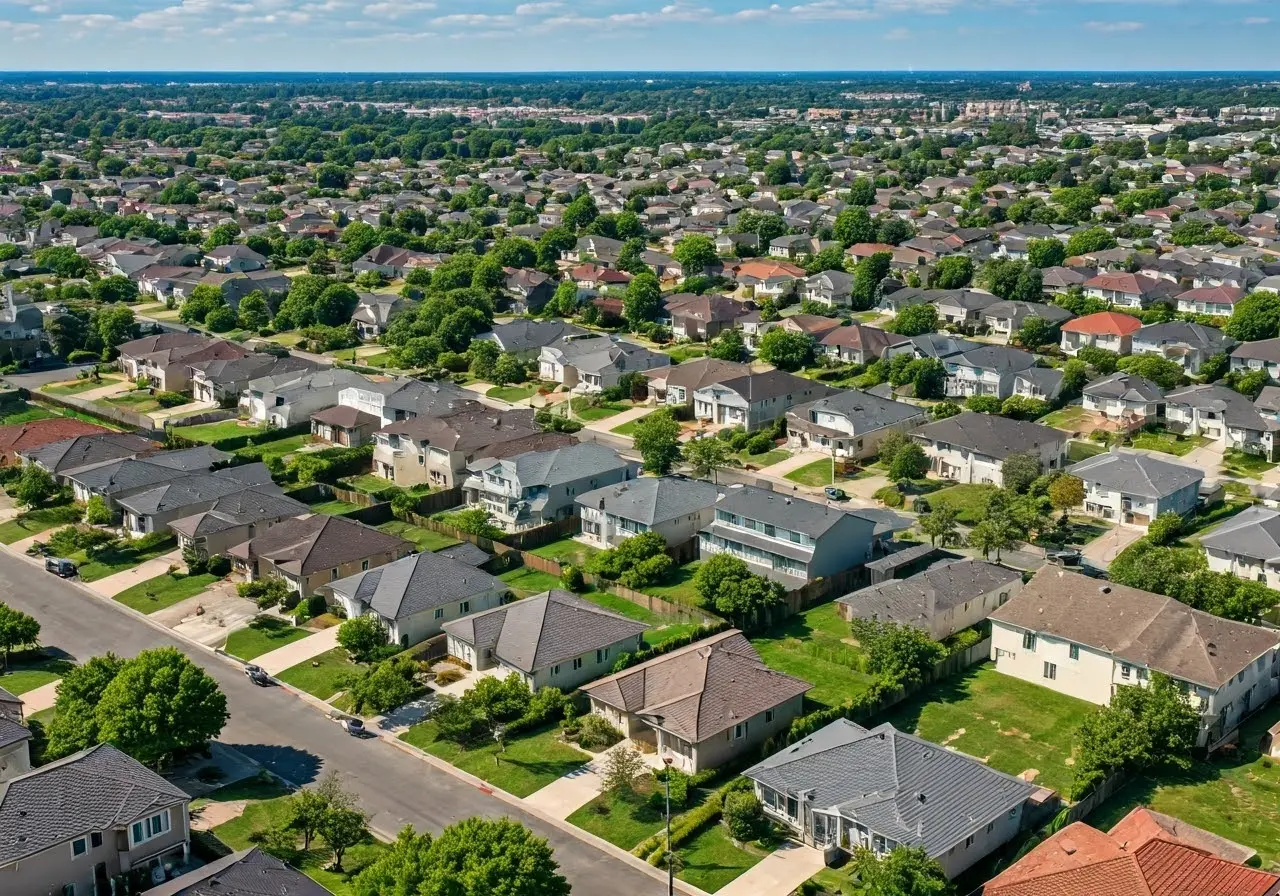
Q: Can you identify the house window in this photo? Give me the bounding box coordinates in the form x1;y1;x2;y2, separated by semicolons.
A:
72;837;88;858
596;648;607;664
459;601;469;614
1022;632;1037;651
573;657;583;671
986;822;995;834
965;835;975;849
418;455;425;466
1043;662;1057;681
130;810;171;847
1121;664;1131;679
91;833;102;849
361;560;370;571
552;665;560;676
434;608;444;620
731;722;747;741
330;568;339;581
765;710;775;724
1137;668;1148;681
1069;644;1079;661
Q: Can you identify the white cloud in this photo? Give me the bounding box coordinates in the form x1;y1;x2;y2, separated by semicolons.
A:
1244;15;1270;23
1084;19;1143;31
885;25;911;37
432;12;515;26
363;0;434;17
515;1;562;13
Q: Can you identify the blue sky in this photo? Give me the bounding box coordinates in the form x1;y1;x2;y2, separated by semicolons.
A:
0;0;1274;72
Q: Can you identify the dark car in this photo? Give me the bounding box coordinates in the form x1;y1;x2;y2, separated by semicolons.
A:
344;718;367;737
824;486;848;501
247;668;271;687
44;557;78;578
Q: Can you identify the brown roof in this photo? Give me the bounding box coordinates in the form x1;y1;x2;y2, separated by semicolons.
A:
0;418;108;459
310;405;380;428
819;324;901;355
643;357;752;391
226;514;411;576
990;569;1278;689
581;630;810;743
376;407;542;454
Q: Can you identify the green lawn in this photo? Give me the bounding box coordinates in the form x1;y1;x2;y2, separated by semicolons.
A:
610;416;650;437
39;373;125;396
736;448;790;469
750;601;876;710
1223;449;1278;479
567;776;665;849
579;590;699;648
276;647;359;702
1086;706;1280;868
1182;500;1252;541
498;566;562;596
928;483;999;525
1066;440;1106;463
642;561;704;610
0;503;83;544
98;388;161;413
73;536;178;582
236;434;313;464
570;398;629;422
785;458;841;487
529;536;600;566
399;722;587;798
487;383;538;403
375;520;461;552
678;823;769;893
265;332;305;347
881;664;1093;795
0;402;58;425
0;654;75;695
309;499;363;516
172;420;262;443
339;473;397;495
666;344;708;364
1130;430;1209;457
223;616;311;661
113;572;219;614
1038;405;1090;432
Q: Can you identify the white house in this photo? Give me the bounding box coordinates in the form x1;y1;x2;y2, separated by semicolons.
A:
912;413;1066;488
1066;449;1202;528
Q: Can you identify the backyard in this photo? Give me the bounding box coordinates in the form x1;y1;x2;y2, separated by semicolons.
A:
578;589;700;648
881;664;1094;795
1130;430;1209;457
374;520;460;552
308;498;363;516
39;373;126;396
750;601;877;711
113;571;220;614
399;721;588;797
528;536;599;567
0;401;58;425
1038;404;1090;433
0;651;75;695
0;503;83;544
1222;449;1277;479
237;434;313;464
640;561;704;610
926;483;999;525
498;565;562;596
1066;440;1106;463
223;615;312;661
171;419;262;444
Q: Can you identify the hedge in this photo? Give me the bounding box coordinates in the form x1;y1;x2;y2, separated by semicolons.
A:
636;778;753;868
610;621;732;673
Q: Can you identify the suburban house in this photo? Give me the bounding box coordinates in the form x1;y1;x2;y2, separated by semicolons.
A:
733;259;807;298
66;444;233;506
118;333;250;393
581;629;810;773
0;743;192;896
984;807;1280;896
244;368;369;428
1067;449;1203;526
1060;311;1143;357
1200;505;1280;591
478;318;588;362
336;378;476;428
150;848;333;896
1131;321;1237;374
786;389;926;461
890;332;980;362
115;465;281;538
352;244;432;278
372;407;546;488
818;324;907;365
168;490;311;560
310;405;381;448
1012;367;1065;403
501;267;555;314
227;514;414;596
442;589;648;691
692;370;834;431
351;292;411;340
189;354;316;406
943;345;1037;400
980;300;1073;343
576;475;719;549
1165;384;1279;459
1082;272;1179;308
464;442;637;532
802;270;854;307
989;568;1279;747
744;719;1036;879
644;357;752;408
1176;284;1246;317
0;686;29;782
202;243;267;272
1082;372;1166;425
912;413;1066;487
327;549;506;648
1230;338;1280;380
19;432;157;480
934;288;1001;326
837;559;1024;640
699;484;881;584
664;293;742;341
0;417;107;466
538;336;669;393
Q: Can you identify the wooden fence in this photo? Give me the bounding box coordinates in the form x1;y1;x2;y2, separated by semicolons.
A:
29;389;163;438
1062;771;1128;825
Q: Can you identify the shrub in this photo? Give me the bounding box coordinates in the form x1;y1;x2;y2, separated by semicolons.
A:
67;349;100;364
723;792;767;842
281;591;301;611
237;577;291;609
618;553;674;589
204;306;237;332
206;554;231;576
745;434;774;455
874;485;905;508
349;657;421;714
306;594;327;618
576;713;623;751
155;391;189;408
728;430;750;451
83;494;112;526
652;768;692;810
560;565;585;592
434;667;464;685
182;544;209;574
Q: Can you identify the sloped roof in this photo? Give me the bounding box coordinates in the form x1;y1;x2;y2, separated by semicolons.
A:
1199;505;1280;564
1066;449;1201;500
1062;311;1143;336
575;476;719;527
148;848;333;896
837;559;1022;630
328;550;504;622
167;490;310;539
0;418;107;457
227;514;411;576
913;412;1063;460
1083;371;1165;403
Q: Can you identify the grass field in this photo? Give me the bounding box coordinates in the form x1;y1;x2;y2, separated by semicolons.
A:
113;572;219;614
73;536;178;582
736;448;790;469
0;503;83;544
578;590;699;648
641;561;704;609
785;458;839;487
1223;449;1278;479
276;647;359;702
223;616;311;661
1131;430;1209;457
339;473;397;494
1038;405;1090;432
1066;440;1106;463
678;824;769;893
0;402;58;425
570;398;629;421
567;776;664;849
236;434;312;464
0;653;75;695
881;664;1093;794
399;722;587;797
98;388;161;414
528;536;599;566
610;415;650;437
498;566;562;596
928;483;999;525
750;601;876;710
487;383;538;403
375;520;460;552
666;344;708;364
171;420;262;443
308;499;363;516
40;373;125;396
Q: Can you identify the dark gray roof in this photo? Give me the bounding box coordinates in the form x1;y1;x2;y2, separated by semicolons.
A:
116;464;280;516
434;542;491;567
949;345;1037;374
1231;338;1280;364
1256;386;1280;414
22;432;155;474
1134;320;1236;354
167;490;310;539
576;476;718;527
1199;505;1280;563
0;716;30;750
485;318;588;354
0;743;188;866
504;442;631;488
1083;371;1165;402
934;289;1002;313
383;378;477;416
148;848;332;896
442;589;648;673
982;300;1074;325
1015;366;1065;394
71;446;230;495
190;353;317;387
786;389;923;436
1165;384;1279;434
745;719;1034;859
701;370;835;405
711;484;881;539
906;333;980;360
1067;449;1202;499
328;550;504;622
912;413;1063;460
837;560;1022;631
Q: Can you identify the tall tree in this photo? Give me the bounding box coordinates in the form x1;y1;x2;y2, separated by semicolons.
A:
919;502;960;548
12;464;56;509
672;234;718;275
849;845;952;896
47;653;126;759
683;435;736;483
622;272;662;325
0;604;40;670
757;328;813;371
631;408;681;475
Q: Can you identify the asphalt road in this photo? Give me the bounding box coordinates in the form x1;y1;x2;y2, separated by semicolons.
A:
0;551;660;896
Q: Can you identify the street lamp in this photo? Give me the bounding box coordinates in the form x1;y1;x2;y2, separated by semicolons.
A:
662;751;675;896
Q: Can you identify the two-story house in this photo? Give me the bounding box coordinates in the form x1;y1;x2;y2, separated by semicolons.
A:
818;324;908;365
644;358;752;408
1230;338;1280;381
337;378;477;429
478;318;589;362
664;293;743;341
244;368;369;428
934;288;1001;326
464;442;637;532
1067;448;1203;527
693;370;835;432
1060;311;1142;357
1130;321;1237;375
980;300;1074;344
943;345;1038;400
539;336;669;393
1082;372;1165;425
990;568;1279;747
786;389;926;461
1175;284;1245;317
913;413;1066;487
577;475;719;549
802;270;854;308
1164;383;1279;460
118;332;250;394
189;353;316;406
372;407;548;488
1082;272;1179;308
168;489;311;560
1201;505;1280;592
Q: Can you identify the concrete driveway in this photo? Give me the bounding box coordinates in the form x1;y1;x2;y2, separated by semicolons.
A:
151;581;259;648
1181;439;1226;477
256;625;341;675
1081;523;1144;569
717;841;826;896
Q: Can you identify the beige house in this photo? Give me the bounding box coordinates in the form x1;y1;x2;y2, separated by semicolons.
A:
227;514;413;597
372;408;550;489
311;405;381;448
581;630;811;773
117;332;249;394
0;743;191;896
168;490;310;560
990;569;1280;748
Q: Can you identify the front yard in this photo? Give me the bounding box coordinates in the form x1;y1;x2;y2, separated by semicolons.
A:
569;397;630;422
880;664;1094;795
72;535;178;582
97;388;162;414
39;373;126;396
750;601;876;711
487;383;539;403
784;458;847;488
0;652;75;695
276;647;359;702
223;615;312;661
736;448;790;469
567;776;666;849
1130;430;1209;457
678;823;770;893
374;520;460;552
113;571;220;614
926;483;999;525
1222;448;1278;479
399;721;588;798
0;503;83;544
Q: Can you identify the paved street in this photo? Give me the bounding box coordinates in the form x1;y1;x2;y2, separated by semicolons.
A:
0;550;671;896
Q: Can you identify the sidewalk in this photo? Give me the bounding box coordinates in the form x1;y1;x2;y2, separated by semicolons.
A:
86;549;184;598
717;841;825;896
755;450;827;480
255;625;341;675
523;740;636;819
19;679;60;713
585;404;651;435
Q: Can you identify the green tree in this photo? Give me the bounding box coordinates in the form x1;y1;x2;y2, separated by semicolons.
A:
1146;510;1183;546
95;647;229;768
1119;355;1185;390
91;275;139;305
723;792;767;842
929;255;974;289
1076;345;1120;374
849;846;952;896
179;283;227;324
84;494;112;525
623;272;662;325
852;252;892;310
349;657;418;715
980;258;1042;302
631;408;681;474
1065;226;1118;257
35;245;91;278
1060;359;1089;398
919;501;960;548
672;234;718;275
833;206;876;247
1027;239;1067;269
709;328;745;361
850;618;947;689
683;435;736;483
93;304;137;354
492;354;525;386
237;291;271;331
693;554;752;606
888;442;928;480
969;516;1018;561
764;158;792;185
1048;475;1085;517
320;805;370;873
601;744;646;797
1001;453;1043;494
877;216;915;246
337;614;388;663
12;463;56;509
758;328;813;371
0;604;40;671
847;177;877;207
911;358;947;400
1015;316;1058;349
47;653;126;759
1224;291;1280;342
886;304;938;337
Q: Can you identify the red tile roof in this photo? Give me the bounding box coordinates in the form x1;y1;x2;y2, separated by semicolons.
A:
1061;311;1144;336
0;418;109;461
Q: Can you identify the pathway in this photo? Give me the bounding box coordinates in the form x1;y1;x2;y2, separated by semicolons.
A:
254;624;341;675
716;841;826;896
754;450;827;480
1181;438;1226;476
147;398;216;424
18;679;60;713
1080;522;1144;570
86;549;184;598
585;404;651;434
70;379;133;402
524;740;634;820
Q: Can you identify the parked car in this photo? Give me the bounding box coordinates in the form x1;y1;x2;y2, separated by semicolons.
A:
246;667;271;687
824;486;848;501
44;557;77;577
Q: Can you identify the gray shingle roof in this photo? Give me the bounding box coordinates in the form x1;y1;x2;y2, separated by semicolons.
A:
0;743;188;866
912;412;1063;461
506;442;631;488
711;484;883;539
147;848;333;896
0;716;30;751
167;490;311;538
1066;449;1202;500
1165;384;1280;434
1199;505;1280;563
485;318;588;354
227;515;411;576
787;389;923;436
22;432;156;474
575;476;719;527
442;589;648;674
328;550;504;622
949;345;1037;374
744;719;1034;859
116;465;280;516
837;559;1022;631
1083;371;1165;403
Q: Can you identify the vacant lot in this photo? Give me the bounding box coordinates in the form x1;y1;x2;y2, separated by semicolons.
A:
750;601;876;710
881;664;1094;795
399;722;587;797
